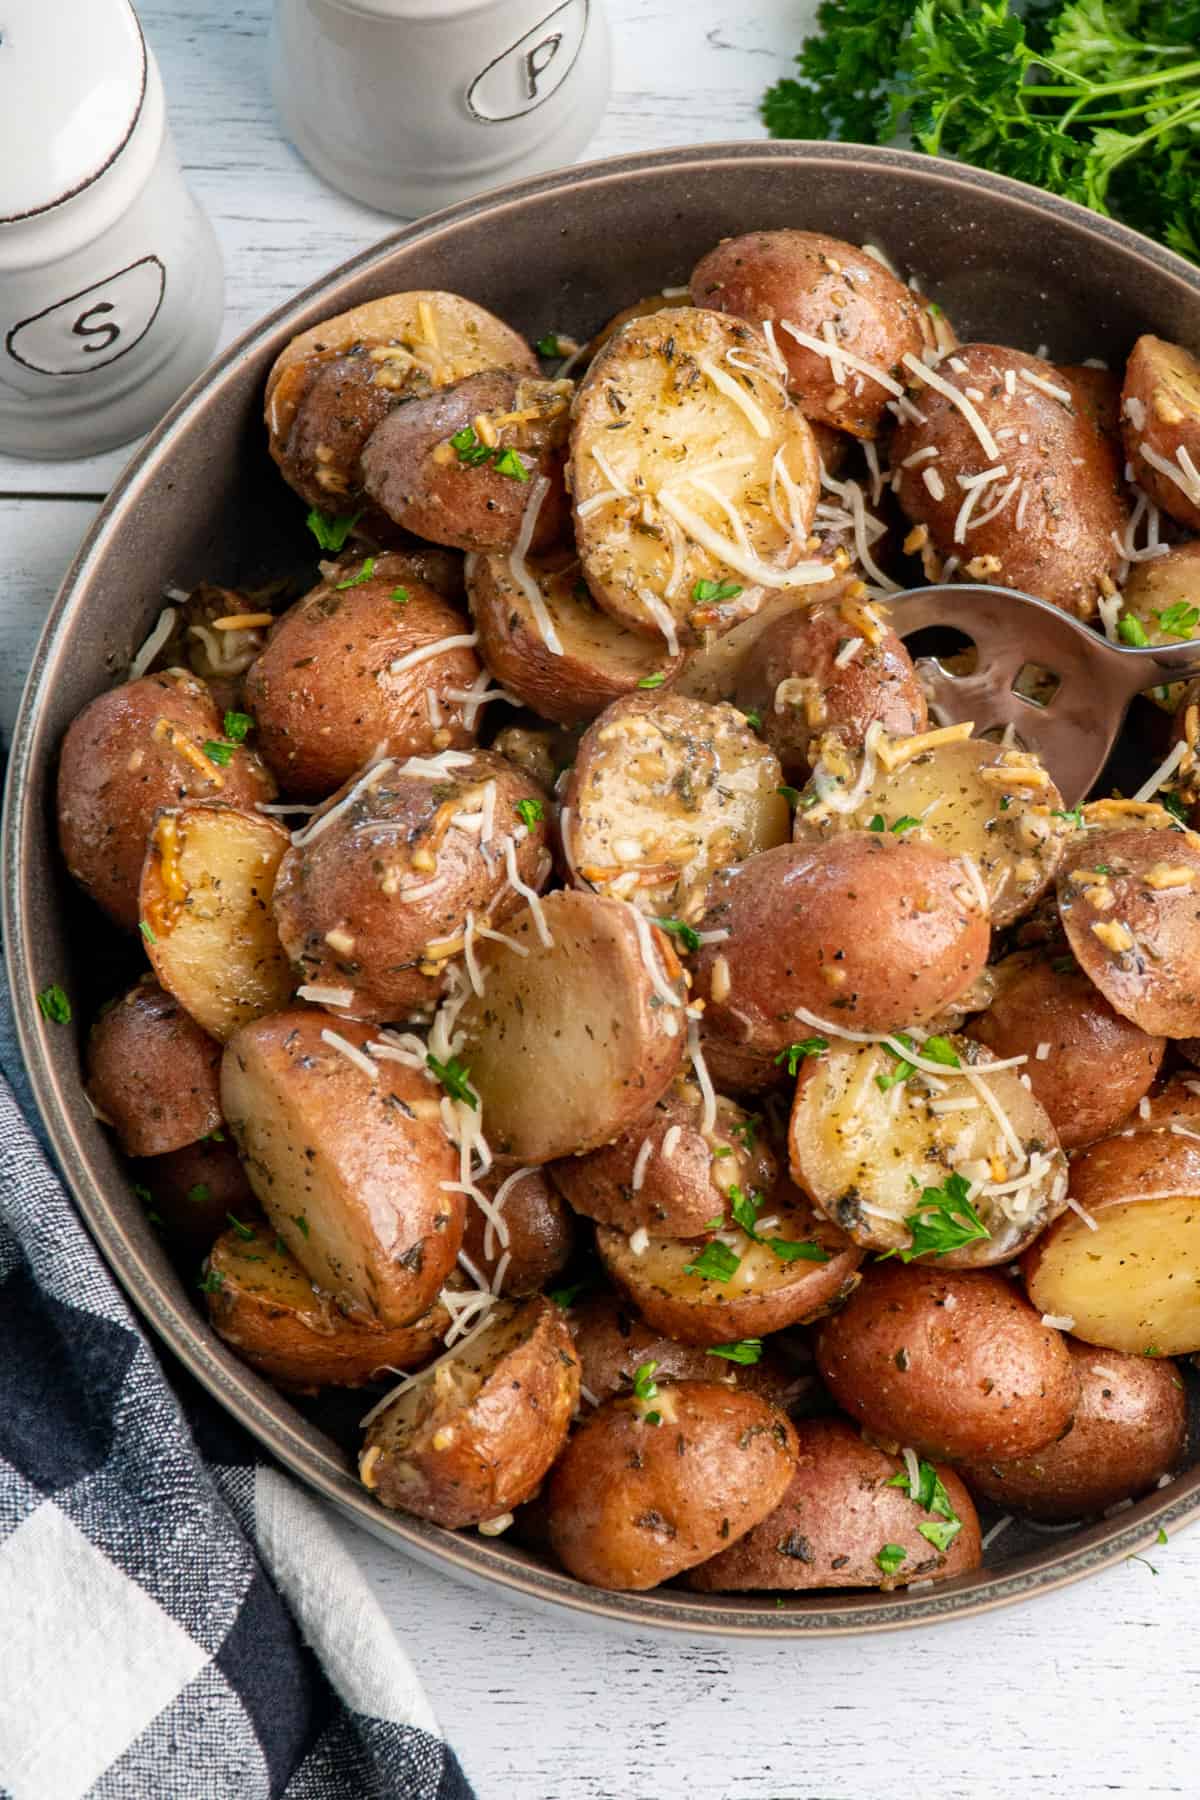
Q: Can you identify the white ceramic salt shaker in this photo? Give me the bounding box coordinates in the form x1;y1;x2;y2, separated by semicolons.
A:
0;0;224;460
270;0;611;219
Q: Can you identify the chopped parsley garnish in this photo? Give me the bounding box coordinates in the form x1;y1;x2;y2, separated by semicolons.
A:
335;556;376;590
1145;1344;1163;1357
515;797;545;830
391;586;410;605
632;1359;660;1401
887;1458;958;1521
775;1038;828;1074
138;921;157;945
292;1214;310;1238
918;1518;962;1554
37;984;71;1024
891;815;921;834
638;671;667;689
868;814;886;832
202;739;235;766
306;507;361;551
655;916;701;953
1157;1526;1169;1545
875;1033;917;1092
921;1035;961;1069
777;784;801;806
692;579;743;604
132;1183;154;1207
1162;789;1189;825
426;1051;478;1108
741;707;763;731
730;1115;759;1153
186;1184;211;1205
227;1214;256;1240
547;1277;594;1310
1156;601;1200;636
769;1238;831;1263
493;447;531;482
449;425;494;466
729;1185;762;1237
197;1268;224;1294
536;333;562;357
223;710;253;743
706;1339;764;1365
1117;613;1150;647
727;1185;830;1264
876;1543;908;1577
1052;806;1084;828
899;1171;990;1261
683;1239;742;1282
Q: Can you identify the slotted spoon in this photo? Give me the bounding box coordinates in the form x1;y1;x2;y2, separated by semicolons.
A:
889;582;1200;806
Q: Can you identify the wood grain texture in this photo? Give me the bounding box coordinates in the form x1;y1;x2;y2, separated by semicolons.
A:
4;3;1199;1794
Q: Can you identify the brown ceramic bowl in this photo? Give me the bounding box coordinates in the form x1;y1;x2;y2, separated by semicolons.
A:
6;142;1200;1635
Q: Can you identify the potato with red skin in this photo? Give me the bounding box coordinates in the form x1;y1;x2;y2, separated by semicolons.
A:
692;834;990;1054
360;1297;579;1528
466;548;683;725
206;1222;450;1393
134;1134;255;1261
1058;363;1122;444
734;599;926;779
243;558;481;800
1023;1131;1200;1356
1117;1073;1200;1134
546;1382;798;1590
361;370;570;552
221;1009;462;1328
550;1088;777;1240
460;1168;574;1297
689;230;926;437
272;749;549;1022
816;1263;1080;1462
967;952;1165;1150
892;344;1128;619
86;977;223;1157
1056;825;1200;1037
597;1181;862;1347
565;1291;811;1412
687;1418;982;1592
957;1341;1187;1521
1121;334;1200;531
57;670;276;930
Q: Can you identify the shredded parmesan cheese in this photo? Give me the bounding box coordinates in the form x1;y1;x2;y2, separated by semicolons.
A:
320;1029;379;1081
901;352;1001;461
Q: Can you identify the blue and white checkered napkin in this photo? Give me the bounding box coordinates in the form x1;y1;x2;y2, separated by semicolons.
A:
0;976;475;1800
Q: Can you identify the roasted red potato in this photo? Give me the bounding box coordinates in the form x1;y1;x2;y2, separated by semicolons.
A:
87;976;223;1156
1121;334;1200;532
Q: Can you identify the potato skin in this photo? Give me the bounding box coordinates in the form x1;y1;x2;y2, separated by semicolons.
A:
546;1383;798;1589
690;230;926;437
735;600;925;779
133;1135;255;1261
1057;826;1200;1037
692;834;990;1050
967;953;1165;1151
87;977;222;1157
687;1418;982;1592
57;671;276;929
891;344;1128;618
460;1168;574;1297
361;1296;579;1527
221;1008;462;1327
956;1341;1187;1521
1122;334;1200;531
550;1088;776;1240
272;748;548;1021
205;1222;448;1392
816;1264;1080;1462
243;560;480;799
361;370;569;552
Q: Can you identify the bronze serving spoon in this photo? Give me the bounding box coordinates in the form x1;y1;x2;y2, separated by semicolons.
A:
889;582;1200;807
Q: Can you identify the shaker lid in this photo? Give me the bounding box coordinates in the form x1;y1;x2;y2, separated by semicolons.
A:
0;0;147;223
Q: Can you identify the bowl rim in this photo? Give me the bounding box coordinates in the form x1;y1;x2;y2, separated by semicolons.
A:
6;137;1200;1638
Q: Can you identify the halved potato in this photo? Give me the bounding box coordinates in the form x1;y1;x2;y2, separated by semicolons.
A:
563;692;790;918
687;1418;982;1592
86;976;223;1156
967;951;1165;1150
1057;824;1200;1036
205;1222;449;1392
788;1034;1067;1267
452;890;686;1162
565;1291;811;1412
466;547;683;724
546;1382;797;1589
672;584;844;704
221;1008;462;1327
1122;334;1200;531
796;733;1071;929
272;748;549;1022
597;1181;862;1346
551;1086;777;1239
957;1339;1187;1521
570;306;825;646
359;1296;579;1527
459;1167;574;1297
140;804;294;1042
692;834;990;1051
1023;1130;1200;1354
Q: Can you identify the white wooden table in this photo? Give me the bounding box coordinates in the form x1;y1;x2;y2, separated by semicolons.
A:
4;5;1199;1796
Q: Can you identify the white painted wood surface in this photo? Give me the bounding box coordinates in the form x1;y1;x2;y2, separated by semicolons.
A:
3;3;1198;1795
